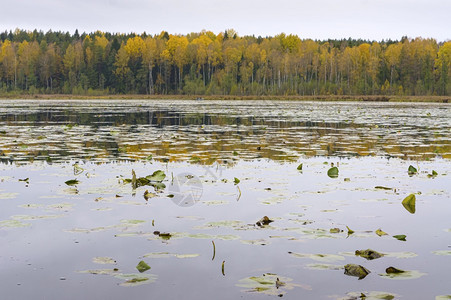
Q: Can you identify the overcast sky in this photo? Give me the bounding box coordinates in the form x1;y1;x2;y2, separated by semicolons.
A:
1;0;449;41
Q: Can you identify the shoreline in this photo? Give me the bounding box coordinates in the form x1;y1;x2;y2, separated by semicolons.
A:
0;94;449;103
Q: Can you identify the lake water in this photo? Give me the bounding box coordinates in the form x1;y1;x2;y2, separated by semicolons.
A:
0;100;450;299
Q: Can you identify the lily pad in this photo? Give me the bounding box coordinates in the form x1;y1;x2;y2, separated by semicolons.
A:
12;214;63;220
146;170;166;182
385;252;417;259
46;203;74;211
93;257;116;264
136;260;151;273
0;192;19;200
355;249;384;260
344;264;370;279
143;190;156;200
120;219;146;225
143;252;172;258
237;273;310;296
256;216;273;226
393;234;407;241
327;167;339;178
174;254;200;259
385;266;404;274
402;194;416;214
136;177;150;186
186;233;240;240
0;219;31;228
432;250;451;256
408;165;418;175
65;179;79;186
114;273;157;286
380;268;426;280
240;239;270;245
288;252;345;262
376;229;388;236
304;263;343;270
375;186;392;190
78;269;119;275
19;204;43;209
150;182;166;191
196;220;244;229
340;291;397;300
428;170;438;178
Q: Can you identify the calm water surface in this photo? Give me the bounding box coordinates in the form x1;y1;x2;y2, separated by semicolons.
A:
0;100;450;299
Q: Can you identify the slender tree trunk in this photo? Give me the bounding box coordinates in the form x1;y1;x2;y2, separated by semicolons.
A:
148;64;153;95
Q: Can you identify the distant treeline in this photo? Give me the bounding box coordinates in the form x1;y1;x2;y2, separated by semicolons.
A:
0;29;450;96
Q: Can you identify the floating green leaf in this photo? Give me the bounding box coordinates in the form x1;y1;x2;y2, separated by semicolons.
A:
150;182;166;191
155;232;172;240
240;239;269;245
78;269;119;275
375;186;392;190
237;273;310;295
65;179;79;186
288;252;345;262
393;235;407;241
432;250;451;256
146;170;166;182
327;167;339;178
12;214;63;220
342;291;397;300
304;263;343;270
93;257;116;264
114;273;157;286
143;252;171;258
346;226;354;235
256;216;273;226
0;192;19;200
234;177;240;184
136;177;150;186
174;254;199;259
297;163;303;171
330;228;342;233
19;204;43;209
344;264;370;279
355;249;384;260
402;194;416;214
436;295;451;300
376;229;388;236
427;170;438;178
143;190;156;200
121;219;146;225
0;219;31;228
136;260;151;273
380;269;426;280
408;165;418;175
185;233;240;240
386;267;404;274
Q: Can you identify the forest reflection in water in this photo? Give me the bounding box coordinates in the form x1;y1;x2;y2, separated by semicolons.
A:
0;100;449;164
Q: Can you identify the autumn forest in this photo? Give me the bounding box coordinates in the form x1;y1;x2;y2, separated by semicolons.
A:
0;29;450;96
